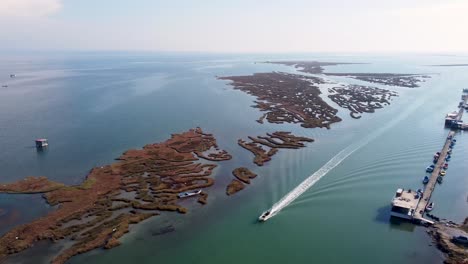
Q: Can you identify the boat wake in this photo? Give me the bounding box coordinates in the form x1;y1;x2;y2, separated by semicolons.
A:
261;139;366;221
260;93;429;222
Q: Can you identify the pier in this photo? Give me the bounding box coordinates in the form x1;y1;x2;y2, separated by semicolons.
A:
413;90;467;223
412;130;455;222
391;89;468;224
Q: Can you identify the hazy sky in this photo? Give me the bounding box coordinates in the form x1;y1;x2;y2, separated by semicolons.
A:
1;0;467;53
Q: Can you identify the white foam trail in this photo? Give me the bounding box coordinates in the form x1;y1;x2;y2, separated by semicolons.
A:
262;93;428;221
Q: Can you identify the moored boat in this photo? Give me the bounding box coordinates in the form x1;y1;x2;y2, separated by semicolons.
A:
177;189;202;198
426;165;435;173
426;202;434;211
437;176;443;183
446;155;451;161
443;163;448;169
440;170;446;176
422;176;429;184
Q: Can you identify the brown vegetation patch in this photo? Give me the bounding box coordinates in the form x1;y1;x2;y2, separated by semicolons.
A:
238;131;313;166
232;167;257;184
328;85;398;119
226;180;245;196
219;72;341;129
0;128;230;264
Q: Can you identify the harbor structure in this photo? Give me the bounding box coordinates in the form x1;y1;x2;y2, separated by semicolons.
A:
391;90;467;224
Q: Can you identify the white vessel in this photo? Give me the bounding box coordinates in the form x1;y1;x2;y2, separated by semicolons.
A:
258;210;271;222
35;138;49;148
177;189;201;198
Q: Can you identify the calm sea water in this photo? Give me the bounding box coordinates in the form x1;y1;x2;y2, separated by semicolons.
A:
1;52;467;264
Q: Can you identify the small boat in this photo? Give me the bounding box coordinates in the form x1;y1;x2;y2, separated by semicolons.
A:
423;176;429;184
443;163;449;169
177;189;202;198
446;155;451;161
35;138;48;148
437;176;443;183
447;149;452;154
9;74;16;78
440;170;446;176
1;85;7;88
426;165;435;173
426;202;434;211
259;210;271;222
452;139;457;143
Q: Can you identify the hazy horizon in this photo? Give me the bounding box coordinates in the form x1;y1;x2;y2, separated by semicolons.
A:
1;0;468;53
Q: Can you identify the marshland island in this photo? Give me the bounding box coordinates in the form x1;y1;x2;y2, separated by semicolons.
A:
0;128;232;264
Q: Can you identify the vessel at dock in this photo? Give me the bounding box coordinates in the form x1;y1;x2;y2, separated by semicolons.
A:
422;176;429;184
390;188;419;220
425;202;434;212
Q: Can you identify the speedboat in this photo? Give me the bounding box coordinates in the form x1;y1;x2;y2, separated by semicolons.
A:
437;176;443;183
177;189;202;198
426;202;434;211
423;176;429;184
259;210;271;222
440;170;446;176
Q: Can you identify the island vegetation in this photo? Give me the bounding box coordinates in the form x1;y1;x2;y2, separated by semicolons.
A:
238;131;313;166
328;85;398;118
0;128;231;264
219;72;342;129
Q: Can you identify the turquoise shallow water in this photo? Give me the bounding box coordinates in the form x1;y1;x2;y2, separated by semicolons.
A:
0;52;467;264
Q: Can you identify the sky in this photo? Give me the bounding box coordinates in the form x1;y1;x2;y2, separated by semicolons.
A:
0;0;468;53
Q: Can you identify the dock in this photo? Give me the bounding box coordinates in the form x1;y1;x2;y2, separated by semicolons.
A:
412;131;454;222
413;91;467;223
391;89;468;225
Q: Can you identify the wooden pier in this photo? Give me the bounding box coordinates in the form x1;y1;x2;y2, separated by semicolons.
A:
413;92;467;223
413;131;454;222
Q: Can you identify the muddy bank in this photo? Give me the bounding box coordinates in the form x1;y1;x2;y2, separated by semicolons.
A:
219;72;341;129
427;217;468;264
328;85;398;118
0;128;231;264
